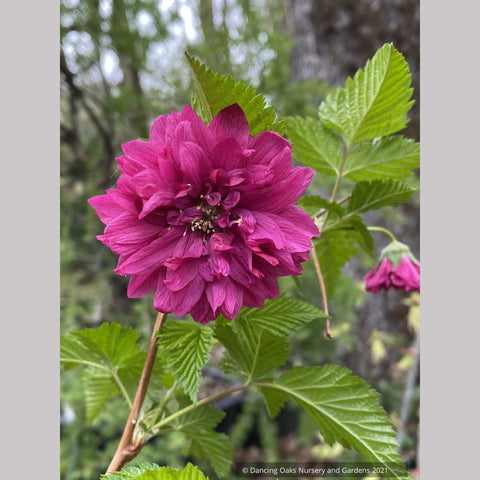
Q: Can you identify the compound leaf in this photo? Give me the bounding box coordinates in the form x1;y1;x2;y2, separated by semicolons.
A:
158;321;213;403
214;317;289;382
344;136;419;181
347;179;416;214
237;297;326;338
319;43;414;148
186;52;283;135
285;116;343;176
262;366;410;479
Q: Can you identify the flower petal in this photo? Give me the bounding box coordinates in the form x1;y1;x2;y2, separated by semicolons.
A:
189;294;214;324
104;212;161;248
209;104;250;147
128;271;159;298
364;257;393;293
205;277;228;314
180;105;215;152
170;275;206;316
115;227;182;275
150;111;182;143
88;193;124;225
220;278;243;319
239;167;314;213
392;255;420;291
177;141;211;193
122;140;162;169
209;137;246;171
164;257;199;291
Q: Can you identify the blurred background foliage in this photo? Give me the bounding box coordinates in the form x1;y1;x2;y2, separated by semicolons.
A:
60;1;419;478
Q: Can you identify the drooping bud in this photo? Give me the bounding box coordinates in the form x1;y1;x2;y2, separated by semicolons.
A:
364;241;420;294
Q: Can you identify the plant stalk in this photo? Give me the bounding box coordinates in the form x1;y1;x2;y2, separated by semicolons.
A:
105;311;167;474
310;147;350;339
149;382;249;432
310;247;332;338
367;225;397;243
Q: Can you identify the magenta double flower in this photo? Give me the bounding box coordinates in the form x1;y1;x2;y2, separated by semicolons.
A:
89;104;319;323
363;241;420;294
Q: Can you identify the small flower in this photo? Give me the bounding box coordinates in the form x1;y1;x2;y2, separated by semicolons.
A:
363;257;393;294
391;254;420;291
363;241;420;294
89;104;319;324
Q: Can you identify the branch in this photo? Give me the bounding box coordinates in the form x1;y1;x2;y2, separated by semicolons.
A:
313;194;350;218
105;311;167;474
310;246;332;338
60;48;116;187
310;145;351;338
149;382;248;433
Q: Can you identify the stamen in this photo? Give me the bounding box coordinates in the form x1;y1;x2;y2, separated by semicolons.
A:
190;198;224;234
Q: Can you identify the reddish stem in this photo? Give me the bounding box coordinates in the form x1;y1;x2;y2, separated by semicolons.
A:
310;246;332;339
105;311;167;474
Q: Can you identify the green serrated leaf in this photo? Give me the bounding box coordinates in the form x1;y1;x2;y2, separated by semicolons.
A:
101;462;208;480
263;366;410;479
170;404;225;433
297;195;327;217
162;402;231;478
347;179;416;214
344;136;420;181
285;116;343;176
315;179;415;284
66;322;141;368
258;386;288;419
83;372;118;424
185;52;283;135
188;431;233;478
214;316;289;382
60;322;150;422
348;218;375;256
60;334;96;371
315;231;359;297
238;297;326;337
319;43;414;147
101;462;162;479
296;196;344;218
159;321;213;402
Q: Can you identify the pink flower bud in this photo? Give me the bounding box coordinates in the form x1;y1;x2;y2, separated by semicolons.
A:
363;241;420;294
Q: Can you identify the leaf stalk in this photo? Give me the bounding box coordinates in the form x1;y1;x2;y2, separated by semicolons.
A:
149;382;249;433
367;225;397;242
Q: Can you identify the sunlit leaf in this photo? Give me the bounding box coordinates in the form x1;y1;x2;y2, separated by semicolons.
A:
60;322;149;423
237;297;326;337
319;43;414;147
347;179;416;213
215;317;289;382
158;321;213;403
186;52;283;135
344;136;419;181
285;116;343;176
101;462;209;479
261;366;410;479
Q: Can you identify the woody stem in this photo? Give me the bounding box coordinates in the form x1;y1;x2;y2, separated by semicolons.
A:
105;311;167;474
310;148;350;338
311;246;332;338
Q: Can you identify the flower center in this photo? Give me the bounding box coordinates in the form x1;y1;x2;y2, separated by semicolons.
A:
190;199;223;234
